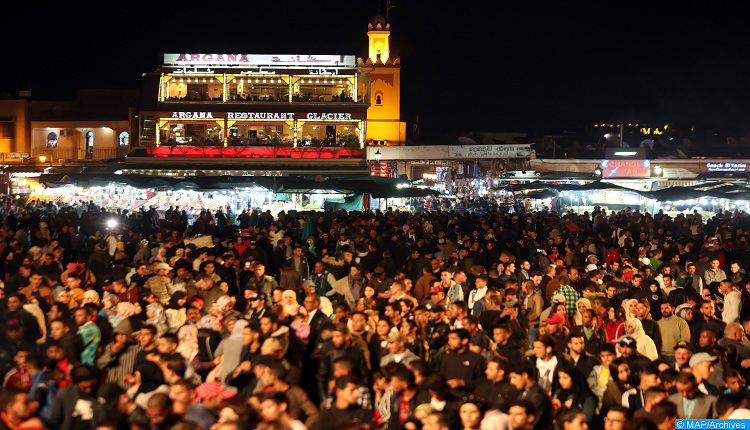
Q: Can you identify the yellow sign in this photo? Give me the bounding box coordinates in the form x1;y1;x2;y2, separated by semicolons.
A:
640;127;663;135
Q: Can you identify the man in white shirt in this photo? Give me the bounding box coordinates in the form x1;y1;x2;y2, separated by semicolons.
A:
719;280;742;323
468;275;488;311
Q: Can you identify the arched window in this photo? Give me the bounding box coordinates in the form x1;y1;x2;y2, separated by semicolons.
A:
375;91;383;106
85;131;94;159
119;131;129;147
47;132;58;148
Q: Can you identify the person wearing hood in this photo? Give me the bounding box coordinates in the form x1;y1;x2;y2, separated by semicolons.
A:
97;321;142;389
166;291;189;333
145;302;169;337
215;319;249;388
145;263;173;306
621;318;659;360
126;360;169;410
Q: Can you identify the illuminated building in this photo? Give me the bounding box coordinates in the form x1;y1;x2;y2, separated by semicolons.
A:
136;16;405;156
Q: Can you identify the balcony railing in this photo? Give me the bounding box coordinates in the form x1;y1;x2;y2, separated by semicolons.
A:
162;93;366;103
141;146;365;159
32;147;127;161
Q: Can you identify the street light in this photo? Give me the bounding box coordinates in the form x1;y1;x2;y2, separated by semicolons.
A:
374;149;382;162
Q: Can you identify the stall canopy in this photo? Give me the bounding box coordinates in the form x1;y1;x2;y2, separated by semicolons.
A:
497;180;750;202
37;174;437;199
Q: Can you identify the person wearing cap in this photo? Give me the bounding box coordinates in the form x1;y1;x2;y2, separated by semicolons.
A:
97;321;140;389
690;352;722;396
368;266;392;295
145;262;173;306
674;341;694;370
616;336;639;361
187;381;236;429
380;332;419;368
425;280;446;309
543;313;568;356
669;371;717;419
426;304;450;366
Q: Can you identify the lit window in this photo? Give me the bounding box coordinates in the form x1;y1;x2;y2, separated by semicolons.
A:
119;131;129;147
47;132;58;148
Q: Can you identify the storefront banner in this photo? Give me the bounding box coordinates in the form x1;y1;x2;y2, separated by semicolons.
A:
228;112;295;120
449;145;533;159
170;112;226;119
165;111;363;121
707;162;748;173
164;54;356;68
601;159;651;178
5;153;30;159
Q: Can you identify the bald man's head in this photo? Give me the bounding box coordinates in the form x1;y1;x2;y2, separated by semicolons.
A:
725;322;744;341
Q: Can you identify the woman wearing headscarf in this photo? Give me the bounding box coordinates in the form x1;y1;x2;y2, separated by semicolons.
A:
573;298;592;326
145;302;168;336
150;246;167;263
621;299;637;320
176;325;200;363
281;290;302;320
82;290;100;306
551;362;598;423
126;361;169;409
621;318;659;360
209;296;241;332
166;291;188;333
215;319;249;388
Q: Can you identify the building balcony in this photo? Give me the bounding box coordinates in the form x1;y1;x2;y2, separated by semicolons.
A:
31;147;129;161
133;146;365;159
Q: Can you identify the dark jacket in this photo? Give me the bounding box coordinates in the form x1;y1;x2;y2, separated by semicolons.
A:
312;405;373;430
519;383;552;430
439;349;485;393
49;385;102;430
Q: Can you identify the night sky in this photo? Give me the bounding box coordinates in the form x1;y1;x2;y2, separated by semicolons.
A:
4;1;750;136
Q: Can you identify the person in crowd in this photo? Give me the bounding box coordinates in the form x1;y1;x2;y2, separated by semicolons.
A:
669;372;717;419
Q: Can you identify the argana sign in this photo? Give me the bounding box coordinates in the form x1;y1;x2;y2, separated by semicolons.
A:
164;54;356;68
449;145;533;159
171;112;214;119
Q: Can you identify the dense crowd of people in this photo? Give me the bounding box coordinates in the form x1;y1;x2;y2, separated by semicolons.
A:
3;198;750;430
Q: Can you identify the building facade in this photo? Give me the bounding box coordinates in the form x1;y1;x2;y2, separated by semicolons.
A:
136;16;405;151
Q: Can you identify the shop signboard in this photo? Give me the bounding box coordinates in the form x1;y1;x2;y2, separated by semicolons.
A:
164;54;356;68
5;153;29;159
170;112;226;119
601;159;651;178
449;145;533;159
164;110;364;121
706;162;748;173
